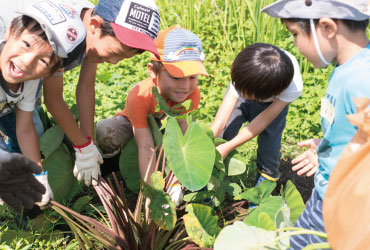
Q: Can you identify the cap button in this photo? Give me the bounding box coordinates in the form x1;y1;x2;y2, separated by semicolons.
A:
305;0;312;7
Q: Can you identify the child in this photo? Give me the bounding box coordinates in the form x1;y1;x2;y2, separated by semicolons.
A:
40;0;161;187
262;0;370;248
1;0;162;187
210;43;303;184
0;0;87;207
96;25;208;206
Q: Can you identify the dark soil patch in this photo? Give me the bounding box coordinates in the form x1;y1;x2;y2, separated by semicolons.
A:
274;159;314;203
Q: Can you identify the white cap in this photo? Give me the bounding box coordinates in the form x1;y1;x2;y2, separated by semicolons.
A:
22;0;86;58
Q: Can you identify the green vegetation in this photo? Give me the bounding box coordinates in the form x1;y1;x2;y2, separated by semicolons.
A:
0;0;333;249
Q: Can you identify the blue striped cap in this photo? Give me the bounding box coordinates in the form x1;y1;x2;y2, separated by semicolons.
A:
151;26;208;78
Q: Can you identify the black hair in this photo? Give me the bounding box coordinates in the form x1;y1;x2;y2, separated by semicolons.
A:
284;18;369;34
231;43;294;101
150;60;163;74
91;10;145;54
9;15;62;73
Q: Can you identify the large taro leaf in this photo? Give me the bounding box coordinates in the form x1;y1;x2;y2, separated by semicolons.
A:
119;138;141;194
163;117;215;191
43;148;82;203
213;221;275;250
39;125;64;158
183;204;221;248
141;181;176;231
257;212;276;231
244;196;284;229
283;180;305;223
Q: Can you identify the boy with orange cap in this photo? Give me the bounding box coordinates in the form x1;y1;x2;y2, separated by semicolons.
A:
96;25;208;207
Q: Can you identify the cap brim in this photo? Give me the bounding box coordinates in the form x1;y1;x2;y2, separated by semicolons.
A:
261;0;370;20
163;61;209;78
111;23;160;59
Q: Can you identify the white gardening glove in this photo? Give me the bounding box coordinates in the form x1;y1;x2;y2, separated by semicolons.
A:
167;183;184;207
34;171;53;208
73;137;103;186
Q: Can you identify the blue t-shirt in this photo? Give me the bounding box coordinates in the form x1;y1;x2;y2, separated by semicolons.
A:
315;43;370;199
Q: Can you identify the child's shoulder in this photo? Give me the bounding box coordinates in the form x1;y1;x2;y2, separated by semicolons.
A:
127;77;156;98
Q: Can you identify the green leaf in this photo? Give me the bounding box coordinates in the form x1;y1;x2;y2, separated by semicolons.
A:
1;230;33;245
225;157;246;176
151;171;165;191
214;221;276;250
141;181;176;231
183;204;221;247
39;125;64;158
72;196;92;213
163;118;215;191
259;180;277;203
223;151;246;176
183;191;214;202
148;114;163;147
119;138;141;194
283;180;305;223
222;181;242;197
234;186;260;204
257;212;275;231
43;148;81;203
244;196;284;229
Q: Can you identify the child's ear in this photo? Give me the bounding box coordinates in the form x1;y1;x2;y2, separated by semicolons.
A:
319;18;337;39
147;63;157;79
4;27;11;40
89;16;102;36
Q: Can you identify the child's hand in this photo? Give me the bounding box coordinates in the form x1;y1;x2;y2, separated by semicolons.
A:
291;139;321;177
216;143;230;160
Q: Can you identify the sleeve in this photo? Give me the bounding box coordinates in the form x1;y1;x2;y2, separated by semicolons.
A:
228;81;240;99
342;70;370;114
125;86;151;128
277;50;303;103
16;80;39;112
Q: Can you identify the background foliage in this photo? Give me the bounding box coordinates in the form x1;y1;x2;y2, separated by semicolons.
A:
64;0;328;165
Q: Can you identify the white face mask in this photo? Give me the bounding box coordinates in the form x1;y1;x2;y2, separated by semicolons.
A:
310;19;331;66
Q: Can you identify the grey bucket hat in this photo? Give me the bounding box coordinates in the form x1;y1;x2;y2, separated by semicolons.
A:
261;0;370;21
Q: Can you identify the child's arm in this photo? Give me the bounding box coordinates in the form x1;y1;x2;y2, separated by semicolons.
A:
16;108;53;207
210;90;239;137
291;139;321;176
43;74;89;145
216;99;289;159
15;108;42;167
76;58;98;138
133;127;156;184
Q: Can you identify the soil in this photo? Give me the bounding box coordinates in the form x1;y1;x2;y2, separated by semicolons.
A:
274;159;315;203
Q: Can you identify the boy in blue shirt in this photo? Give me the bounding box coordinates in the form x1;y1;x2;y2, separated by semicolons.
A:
262;0;370;248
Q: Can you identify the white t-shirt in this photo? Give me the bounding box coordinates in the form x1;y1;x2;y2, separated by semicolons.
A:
0;77;39;117
229;50;303;103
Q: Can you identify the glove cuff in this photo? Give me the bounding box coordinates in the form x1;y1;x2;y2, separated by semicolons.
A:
34;171;48;177
73;136;93;149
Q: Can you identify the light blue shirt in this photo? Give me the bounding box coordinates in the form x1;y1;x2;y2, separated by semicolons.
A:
315;43;370;199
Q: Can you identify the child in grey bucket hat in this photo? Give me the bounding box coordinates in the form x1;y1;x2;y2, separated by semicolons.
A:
262;0;370;249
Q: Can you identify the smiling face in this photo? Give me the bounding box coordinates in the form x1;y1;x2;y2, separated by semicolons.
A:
0;28;56;84
85;29;138;64
149;63;198;103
